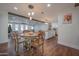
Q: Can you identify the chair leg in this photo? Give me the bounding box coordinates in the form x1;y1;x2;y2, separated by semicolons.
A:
42;45;44;56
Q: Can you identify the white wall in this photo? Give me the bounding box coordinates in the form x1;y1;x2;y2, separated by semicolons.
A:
58;7;79;50
0;11;8;44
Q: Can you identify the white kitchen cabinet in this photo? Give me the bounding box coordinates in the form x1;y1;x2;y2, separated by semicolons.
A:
44;30;55;40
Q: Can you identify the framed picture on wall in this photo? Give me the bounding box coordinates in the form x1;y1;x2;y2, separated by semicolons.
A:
63;13;72;24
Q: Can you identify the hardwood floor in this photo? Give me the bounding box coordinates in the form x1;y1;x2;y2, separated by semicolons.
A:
0;43;8;56
0;43;8;53
0;36;79;56
44;37;79;56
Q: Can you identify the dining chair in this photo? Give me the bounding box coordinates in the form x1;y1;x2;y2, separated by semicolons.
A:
22;31;33;55
31;31;45;56
11;31;24;56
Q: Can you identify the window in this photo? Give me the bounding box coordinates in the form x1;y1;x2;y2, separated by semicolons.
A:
15;24;19;31
20;24;24;31
31;26;33;30
25;25;28;30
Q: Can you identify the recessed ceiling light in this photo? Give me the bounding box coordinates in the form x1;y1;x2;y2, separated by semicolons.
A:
47;4;51;7
41;12;44;14
14;7;18;10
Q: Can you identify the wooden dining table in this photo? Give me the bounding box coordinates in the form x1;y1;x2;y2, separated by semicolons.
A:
18;32;39;55
12;31;44;55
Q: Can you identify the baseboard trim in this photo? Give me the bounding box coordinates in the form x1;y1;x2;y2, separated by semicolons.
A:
0;42;8;45
58;41;79;50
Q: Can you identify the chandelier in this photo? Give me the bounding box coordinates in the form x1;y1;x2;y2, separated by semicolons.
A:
28;5;34;20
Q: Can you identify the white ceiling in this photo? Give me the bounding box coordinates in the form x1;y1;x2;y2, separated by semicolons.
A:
0;3;74;23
